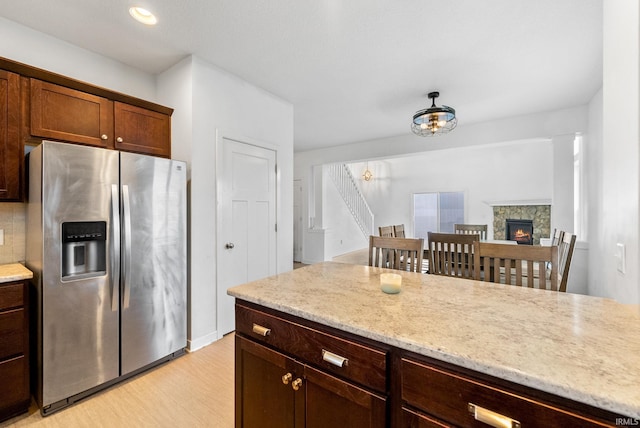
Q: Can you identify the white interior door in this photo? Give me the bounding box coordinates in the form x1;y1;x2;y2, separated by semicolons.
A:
293;179;303;262
217;137;277;337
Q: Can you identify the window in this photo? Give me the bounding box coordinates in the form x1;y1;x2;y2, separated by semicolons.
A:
413;192;464;240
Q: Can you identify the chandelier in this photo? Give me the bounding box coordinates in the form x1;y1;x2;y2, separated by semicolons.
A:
411;91;457;137
362;162;373;181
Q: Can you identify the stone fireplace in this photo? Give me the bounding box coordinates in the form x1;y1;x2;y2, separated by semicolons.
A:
492;205;550;245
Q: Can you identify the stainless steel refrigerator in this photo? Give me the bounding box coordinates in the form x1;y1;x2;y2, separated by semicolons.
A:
26;141;187;415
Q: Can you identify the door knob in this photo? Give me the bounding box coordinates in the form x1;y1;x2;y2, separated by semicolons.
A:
225;243;235;249
282;373;292;385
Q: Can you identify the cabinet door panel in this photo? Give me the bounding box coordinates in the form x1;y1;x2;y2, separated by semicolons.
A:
235;335;303;428
0;356;29;418
30;79;113;148
0;69;20;200
304;365;386;428
114;101;170;157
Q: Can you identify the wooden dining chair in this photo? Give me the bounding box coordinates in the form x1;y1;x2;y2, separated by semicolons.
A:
369;236;424;272
473;242;560;291
393;224;405;238
557;231;577;292
551;228;564;246
454;224;488;241
427;232;478;279
378;226;395;238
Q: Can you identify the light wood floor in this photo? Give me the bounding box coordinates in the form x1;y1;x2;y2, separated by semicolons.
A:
1;333;235;428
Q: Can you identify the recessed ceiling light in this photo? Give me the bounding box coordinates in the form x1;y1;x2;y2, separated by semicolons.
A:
129;7;157;25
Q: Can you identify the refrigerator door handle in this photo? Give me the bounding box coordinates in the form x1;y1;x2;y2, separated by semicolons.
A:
122;184;133;309
110;184;120;312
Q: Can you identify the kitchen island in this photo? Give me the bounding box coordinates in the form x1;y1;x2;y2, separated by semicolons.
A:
228;262;639;427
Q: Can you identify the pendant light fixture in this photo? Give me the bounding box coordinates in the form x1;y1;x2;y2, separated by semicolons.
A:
362;162;373;181
411;91;457;137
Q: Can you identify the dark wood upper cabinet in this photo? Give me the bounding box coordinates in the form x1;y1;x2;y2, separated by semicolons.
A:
0;70;21;200
114;101;170;157
30;79;171;158
30;79;114;149
0;57;174;200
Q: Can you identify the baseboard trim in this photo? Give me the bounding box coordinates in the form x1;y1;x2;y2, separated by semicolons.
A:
187;331;219;352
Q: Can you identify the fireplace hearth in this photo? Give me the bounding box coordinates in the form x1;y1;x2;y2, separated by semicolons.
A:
506;219;534;245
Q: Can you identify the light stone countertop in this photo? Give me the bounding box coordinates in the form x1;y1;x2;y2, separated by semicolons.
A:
0;263;33;283
228;261;640;418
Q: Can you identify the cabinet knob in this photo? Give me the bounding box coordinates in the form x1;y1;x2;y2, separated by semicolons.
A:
101;134;108;140
281;373;292;385
291;378;303;391
116;137;124;143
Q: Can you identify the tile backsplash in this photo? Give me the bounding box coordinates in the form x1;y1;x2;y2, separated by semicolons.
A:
0;203;26;264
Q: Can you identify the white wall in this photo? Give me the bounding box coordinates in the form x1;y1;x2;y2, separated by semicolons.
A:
587;89;605;297
0;17;156;102
158;56;294;351
597;0;640;303
551;134;575;233
344;141;553;243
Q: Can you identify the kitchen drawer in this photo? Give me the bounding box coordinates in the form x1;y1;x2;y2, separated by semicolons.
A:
0;283;23;311
0;309;24;360
402;407;453;428
236;303;387;393
402;357;615;428
0;355;29;421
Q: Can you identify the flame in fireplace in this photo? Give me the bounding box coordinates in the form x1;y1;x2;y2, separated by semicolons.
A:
514;229;531;240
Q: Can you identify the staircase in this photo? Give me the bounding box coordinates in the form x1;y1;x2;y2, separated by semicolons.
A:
328;164;374;239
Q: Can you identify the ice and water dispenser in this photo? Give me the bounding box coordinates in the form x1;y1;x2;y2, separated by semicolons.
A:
61;221;107;280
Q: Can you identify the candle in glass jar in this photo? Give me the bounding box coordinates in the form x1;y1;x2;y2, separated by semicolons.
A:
380;273;402;294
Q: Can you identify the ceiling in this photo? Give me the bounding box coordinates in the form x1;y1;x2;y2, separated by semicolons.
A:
0;0;602;152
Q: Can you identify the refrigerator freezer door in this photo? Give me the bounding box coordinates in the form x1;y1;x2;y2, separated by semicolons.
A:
38;142;120;406
119;152;187;375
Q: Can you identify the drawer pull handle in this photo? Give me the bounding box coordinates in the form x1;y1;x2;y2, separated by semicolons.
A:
468;403;521;428
282;372;292;385
252;323;271;336
322;349;349;368
292;378;303;391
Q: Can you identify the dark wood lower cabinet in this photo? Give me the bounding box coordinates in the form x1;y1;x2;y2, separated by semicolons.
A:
236;335;386;428
0;280;29;422
236;335;302;428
